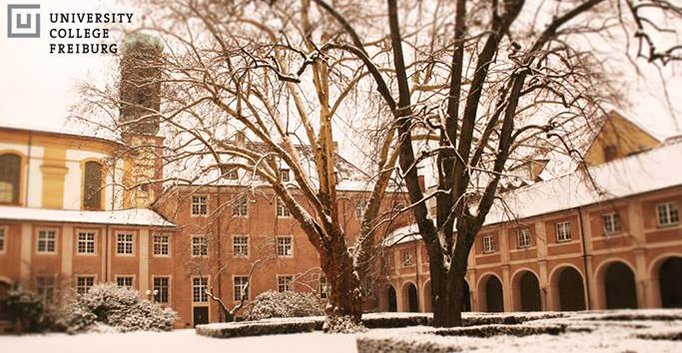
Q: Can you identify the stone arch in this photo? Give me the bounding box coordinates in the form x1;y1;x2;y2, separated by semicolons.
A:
596;259;638;309
477;273;504;312
401;281;419;312
511;269;542;311
385;284;398;312
462;279;471;312
549;265;587;311
650;255;682;308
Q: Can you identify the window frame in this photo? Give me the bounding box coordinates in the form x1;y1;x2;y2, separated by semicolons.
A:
232;195;249;217
115;275;135;289
276;197;291;218
277;275;293;292
36;227;58;254
233;275;250;302
355;200;367;220
152;276;171;304
555;221;572;242
152;233;171;257
280;168;290;182
190;195;209;217
401;248;415;267
483;235;495;254
276;236;294;257
36;275;56;305
115;232;135;256
76;229;97;256
0;225;7;254
516;228;531;249
76;275;96;294
656;202;680;227
232;235;249;258
0;152;22;205
318;274;329;299
602;212;623;235
191;276;209;303
82;160;104;211
191;235;209;258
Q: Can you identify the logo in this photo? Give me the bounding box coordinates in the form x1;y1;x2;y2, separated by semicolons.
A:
7;4;41;38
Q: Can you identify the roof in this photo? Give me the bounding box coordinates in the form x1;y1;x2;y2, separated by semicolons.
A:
0;122;123;146
386;139;682;244
0;206;177;228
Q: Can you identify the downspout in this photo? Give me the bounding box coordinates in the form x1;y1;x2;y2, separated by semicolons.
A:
105;224;110;282
216;188;223;320
577;206;592;310
24;131;33;207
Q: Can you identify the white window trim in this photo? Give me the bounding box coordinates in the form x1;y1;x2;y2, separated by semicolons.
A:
152;275;172;304
318;274;329;299
36;227;58;254
190;195;209;217
191;275;210;303
191;235;209;258
602;212;622;235
115;232;135;256
75;274;97;294
232;275;250;302
355;200;367;220
276;235;294;258
556;221;572;242
152;233;171;257
483;235;495;254
276;274;294;292
232;235;249;258
517;228;531;249
76;229;98;256
114;275;136;289
656;202;680;227
0;225;7;254
401;249;415;267
276;197;292;218
232;196;249;217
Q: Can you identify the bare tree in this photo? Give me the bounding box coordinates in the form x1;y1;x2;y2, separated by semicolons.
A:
305;0;681;327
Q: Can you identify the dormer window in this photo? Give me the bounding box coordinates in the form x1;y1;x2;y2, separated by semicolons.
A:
280;168;290;182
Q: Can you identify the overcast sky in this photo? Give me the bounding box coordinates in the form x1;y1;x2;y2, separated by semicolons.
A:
1;0;681;139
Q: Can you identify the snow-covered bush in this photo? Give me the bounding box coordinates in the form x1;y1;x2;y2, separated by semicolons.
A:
323;315;367;333
244;290;324;321
55;283;176;334
196;320;318;338
2;289;54;333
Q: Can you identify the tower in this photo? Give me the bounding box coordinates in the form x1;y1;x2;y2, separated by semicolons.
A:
119;33;165;209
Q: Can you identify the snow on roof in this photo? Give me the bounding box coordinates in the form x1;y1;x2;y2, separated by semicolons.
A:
484;138;682;225
383;223;422;246
0;121;122;145
0;206;176;228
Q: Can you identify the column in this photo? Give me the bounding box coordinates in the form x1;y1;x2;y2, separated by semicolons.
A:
20;224;32;286
502;264;511;312
61;225;73;278
139;228;150;296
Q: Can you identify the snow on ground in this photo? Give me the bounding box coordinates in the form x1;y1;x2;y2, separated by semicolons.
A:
2;310;682;353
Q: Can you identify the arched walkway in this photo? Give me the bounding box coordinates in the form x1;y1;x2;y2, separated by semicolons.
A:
479;275;504;312
403;282;419;312
603;261;638;309
514;271;541;311
386;285;397;312
554;266;586;311
659;257;682;308
462;280;471;312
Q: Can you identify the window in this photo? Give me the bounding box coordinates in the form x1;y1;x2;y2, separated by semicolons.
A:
233;236;249;257
116;233;134;255
556;221;572;242
192;235;208;257
153;277;170;304
276;198;291;218
517;228;531;249
657;202;680;226
36;276;55;305
319;275;328;299
192;277;208;303
153;234;170;256
76;276;95;294
232;196;248;217
355;200;367;220
602;213;622;235
401;249;415;266
280;168;290;182
83;161;103;210
276;236;293;257
191;195;208;216
0;226;6;253
277;275;293;292
116;276;134;289
383;253;394;268
37;229;57;253
483;235;495;253
77;231;96;255
226;169;238;180
233;276;249;301
0;153;21;204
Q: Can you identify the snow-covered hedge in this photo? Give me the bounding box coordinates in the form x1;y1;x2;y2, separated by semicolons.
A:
244;290;324;321
362;313;431;328
196;319;318;338
2;289;55;333
55;283;177;334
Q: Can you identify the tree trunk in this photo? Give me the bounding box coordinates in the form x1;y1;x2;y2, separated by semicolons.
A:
321;235;363;322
